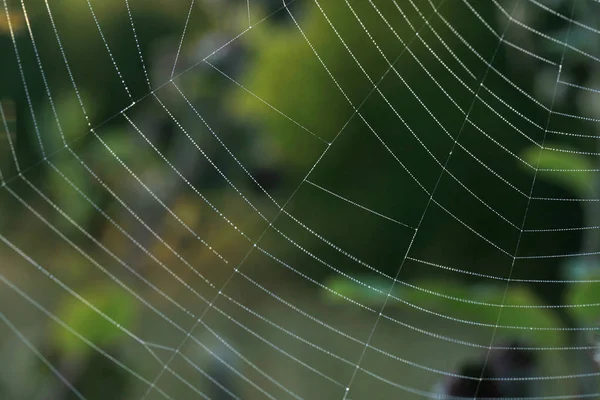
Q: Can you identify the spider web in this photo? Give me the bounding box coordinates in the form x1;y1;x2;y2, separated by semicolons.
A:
1;0;600;399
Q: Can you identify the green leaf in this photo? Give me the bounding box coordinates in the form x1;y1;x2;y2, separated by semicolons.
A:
564;261;600;325
52;285;138;357
323;276;565;347
520;145;593;198
323;276;392;306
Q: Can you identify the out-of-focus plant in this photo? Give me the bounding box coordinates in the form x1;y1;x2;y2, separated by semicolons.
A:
51;284;138;357
30;284;139;399
520;143;600;396
521;145;594;199
515;1;600;393
229;0;589;290
324;274;565;348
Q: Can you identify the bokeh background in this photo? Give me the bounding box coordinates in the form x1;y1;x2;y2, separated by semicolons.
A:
2;0;600;398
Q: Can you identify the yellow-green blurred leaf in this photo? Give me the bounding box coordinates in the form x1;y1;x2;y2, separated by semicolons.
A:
520;145;593;198
52;285;138;357
323;276;392;306
324;275;565;347
564;263;600;325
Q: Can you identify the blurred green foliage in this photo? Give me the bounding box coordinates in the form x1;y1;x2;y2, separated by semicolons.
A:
231;0;587;306
52;284;138;358
324;274;565;347
565;274;600;326
2;0;600;396
521;144;594;198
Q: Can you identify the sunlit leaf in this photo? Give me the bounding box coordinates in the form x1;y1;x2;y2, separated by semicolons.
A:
52;285;138;357
323;276;392;306
564;261;600;325
520;144;593;198
323;276;565;347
